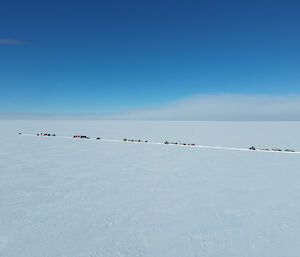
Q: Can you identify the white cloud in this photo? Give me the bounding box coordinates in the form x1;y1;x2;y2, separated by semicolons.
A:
112;94;300;121
0;39;29;44
2;94;300;120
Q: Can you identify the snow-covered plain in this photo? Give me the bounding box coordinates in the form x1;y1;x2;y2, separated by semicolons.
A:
1;120;300;257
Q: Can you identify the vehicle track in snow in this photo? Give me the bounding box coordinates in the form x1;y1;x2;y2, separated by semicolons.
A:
19;133;300;154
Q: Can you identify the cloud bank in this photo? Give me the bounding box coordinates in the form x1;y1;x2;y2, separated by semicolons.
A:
117;94;300;121
0;39;29;44
2;94;300;121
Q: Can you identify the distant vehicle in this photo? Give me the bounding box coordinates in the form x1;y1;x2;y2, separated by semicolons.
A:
51;134;56;136
96;137;101;140
285;149;295;152
37;133;52;136
272;148;282;152
164;141;169;144
73;135;89;139
19;132;21;135
123;139;127;141
249;146;256;150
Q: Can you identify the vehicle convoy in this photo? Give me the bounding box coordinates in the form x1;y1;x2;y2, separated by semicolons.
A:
20;133;298;153
123;138;148;143
37;133;55;136
249;146;295;152
73;135;89;139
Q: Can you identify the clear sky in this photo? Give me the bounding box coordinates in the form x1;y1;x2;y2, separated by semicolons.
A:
1;0;300;114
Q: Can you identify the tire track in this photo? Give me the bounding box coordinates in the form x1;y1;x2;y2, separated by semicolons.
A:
19;133;300;154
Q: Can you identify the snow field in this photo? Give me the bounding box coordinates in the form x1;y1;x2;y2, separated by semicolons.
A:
1;120;300;257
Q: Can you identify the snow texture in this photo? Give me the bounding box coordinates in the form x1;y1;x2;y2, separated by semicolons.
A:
1;120;300;257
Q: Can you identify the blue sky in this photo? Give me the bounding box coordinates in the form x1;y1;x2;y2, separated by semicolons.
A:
1;0;300;114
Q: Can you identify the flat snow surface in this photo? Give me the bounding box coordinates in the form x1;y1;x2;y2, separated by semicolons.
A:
1;120;300;257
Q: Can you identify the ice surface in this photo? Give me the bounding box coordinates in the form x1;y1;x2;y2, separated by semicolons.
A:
1;120;300;257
